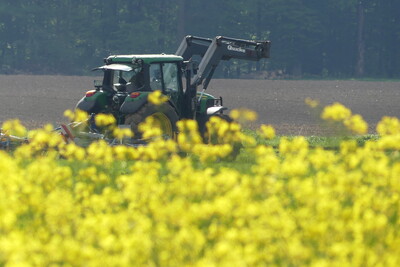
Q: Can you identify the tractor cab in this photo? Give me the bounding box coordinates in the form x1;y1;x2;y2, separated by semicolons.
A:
77;54;185;122
94;63;144;93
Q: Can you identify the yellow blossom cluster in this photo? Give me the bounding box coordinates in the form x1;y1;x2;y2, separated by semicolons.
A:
206;115;255;146
64;109;89;123
230;108;258;123
375;116;400;150
305;97;319;108
321;102;352;121
321;102;368;134
343;114;368;134
1;119;27;137
95;113;117;127
258;124;276;139
376;116;400;136
138;116;165;140
1;105;400;266
148;90;169;105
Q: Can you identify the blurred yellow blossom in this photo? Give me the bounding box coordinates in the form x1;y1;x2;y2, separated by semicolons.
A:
1;119;27;137
376;116;400;136
258;124;276;139
230;109;258;122
95;113;116;128
64;109;89;122
113;127;133;140
321;102;352;121
0;105;400;266
305;97;319;108
139;116;164;139
343;114;368;135
148;90;168;105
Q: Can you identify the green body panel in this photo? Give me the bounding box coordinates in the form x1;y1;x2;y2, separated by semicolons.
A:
84;91;108;106
119;92;151;115
196;92;217;114
168;90;180;113
76;90;110;113
123;91;150;103
106;54;183;65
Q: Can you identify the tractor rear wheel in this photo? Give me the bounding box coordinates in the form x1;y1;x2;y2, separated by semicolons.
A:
124;103;179;139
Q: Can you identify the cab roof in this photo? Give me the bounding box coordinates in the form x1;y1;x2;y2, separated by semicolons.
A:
105;54;183;64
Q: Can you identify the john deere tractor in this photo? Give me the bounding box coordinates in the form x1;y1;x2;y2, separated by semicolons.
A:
76;35;270;139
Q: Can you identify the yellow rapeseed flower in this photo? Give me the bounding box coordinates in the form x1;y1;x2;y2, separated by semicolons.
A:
376;116;400;136
112;127;133;140
1;119;27;137
177;119;203;152
305;97;319;108
64;109;89;122
230;108;258;122
343;114;368;135
258;124;276;139
321;102;352;121
148;90;168;105
3;106;400;266
95;113;117;128
139;116;163;139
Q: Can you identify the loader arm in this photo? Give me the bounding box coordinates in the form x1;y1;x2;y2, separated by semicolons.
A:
176;35;213;61
192;36;271;90
175;35;270;119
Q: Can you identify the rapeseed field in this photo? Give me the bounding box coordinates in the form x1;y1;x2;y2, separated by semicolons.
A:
1;97;400;266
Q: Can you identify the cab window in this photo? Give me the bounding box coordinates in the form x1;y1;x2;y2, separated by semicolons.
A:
149;64;162;91
162;63;179;92
112;70;135;91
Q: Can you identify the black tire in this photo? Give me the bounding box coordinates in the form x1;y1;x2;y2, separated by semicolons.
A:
124;103;179;139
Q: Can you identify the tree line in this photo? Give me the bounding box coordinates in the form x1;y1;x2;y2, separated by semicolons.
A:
0;0;399;78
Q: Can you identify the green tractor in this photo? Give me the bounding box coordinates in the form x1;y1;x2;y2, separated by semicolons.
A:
76;36;270;140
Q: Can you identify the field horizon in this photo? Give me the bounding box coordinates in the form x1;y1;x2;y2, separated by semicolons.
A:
0;75;399;135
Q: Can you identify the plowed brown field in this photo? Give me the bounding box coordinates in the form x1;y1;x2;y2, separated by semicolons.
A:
1;75;399;135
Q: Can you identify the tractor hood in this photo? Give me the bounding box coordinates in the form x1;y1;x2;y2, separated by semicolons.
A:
93;64;133;72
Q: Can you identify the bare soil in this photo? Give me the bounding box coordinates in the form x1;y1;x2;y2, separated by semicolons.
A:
1;75;399;135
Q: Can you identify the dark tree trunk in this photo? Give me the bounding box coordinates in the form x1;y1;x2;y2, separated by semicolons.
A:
177;0;185;40
355;1;365;77
256;0;262;71
158;1;166;50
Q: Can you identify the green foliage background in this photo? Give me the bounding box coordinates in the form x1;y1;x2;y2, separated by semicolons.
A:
0;0;399;78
